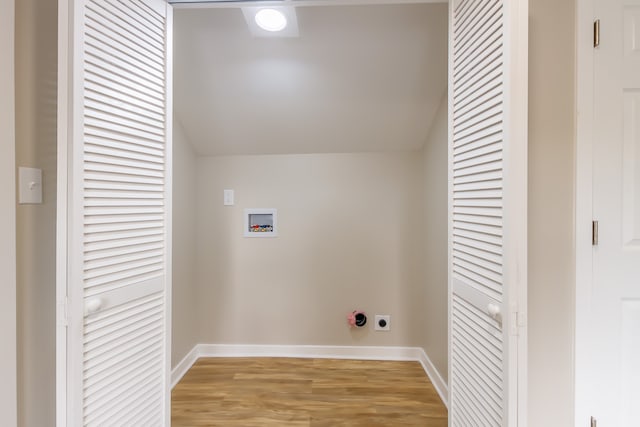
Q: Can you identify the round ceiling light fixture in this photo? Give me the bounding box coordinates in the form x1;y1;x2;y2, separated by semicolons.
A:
255;9;288;32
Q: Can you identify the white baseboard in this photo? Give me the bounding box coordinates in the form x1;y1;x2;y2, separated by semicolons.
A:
196;343;424;360
171;345;201;389
171;344;449;408
416;347;449;408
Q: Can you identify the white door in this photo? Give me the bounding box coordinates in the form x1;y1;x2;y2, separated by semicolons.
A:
589;0;640;424
448;0;528;425
57;0;173;425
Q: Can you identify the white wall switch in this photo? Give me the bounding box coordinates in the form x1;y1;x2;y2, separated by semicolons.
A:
19;167;42;204
223;189;234;206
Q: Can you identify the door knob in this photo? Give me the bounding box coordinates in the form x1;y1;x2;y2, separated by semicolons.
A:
85;298;103;315
487;303;501;319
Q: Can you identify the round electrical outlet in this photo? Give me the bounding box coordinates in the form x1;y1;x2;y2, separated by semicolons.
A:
378;319;387;328
355;312;367;327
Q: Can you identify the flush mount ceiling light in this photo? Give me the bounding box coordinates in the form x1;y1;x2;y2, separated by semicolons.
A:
242;7;299;38
255;9;287;32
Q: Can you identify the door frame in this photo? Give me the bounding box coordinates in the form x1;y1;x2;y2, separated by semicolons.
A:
56;2;70;424
504;2;530;425
575;0;596;425
56;2;82;423
169;0;446;7
55;0;530;424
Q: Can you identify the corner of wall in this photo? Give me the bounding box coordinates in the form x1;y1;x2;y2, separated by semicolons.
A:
418;94;449;385
171;115;200;369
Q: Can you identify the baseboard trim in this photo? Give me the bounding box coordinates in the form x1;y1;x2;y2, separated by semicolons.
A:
416;347;449;408
171;344;449;408
197;343;424;360
171;345;201;389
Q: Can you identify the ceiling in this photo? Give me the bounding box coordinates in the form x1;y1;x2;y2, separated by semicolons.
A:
173;3;448;156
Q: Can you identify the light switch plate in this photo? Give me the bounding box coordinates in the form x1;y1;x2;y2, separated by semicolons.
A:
19;167;42;204
224;189;234;206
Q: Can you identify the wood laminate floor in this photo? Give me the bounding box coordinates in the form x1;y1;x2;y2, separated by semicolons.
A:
171;358;448;426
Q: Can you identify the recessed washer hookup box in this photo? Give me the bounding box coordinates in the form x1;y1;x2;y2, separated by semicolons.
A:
244;208;278;238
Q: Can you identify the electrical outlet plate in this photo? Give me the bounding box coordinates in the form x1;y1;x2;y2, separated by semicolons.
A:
375;315;391;331
223;189;234;206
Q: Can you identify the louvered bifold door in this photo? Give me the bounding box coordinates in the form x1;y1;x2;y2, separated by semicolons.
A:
448;0;527;426
65;0;171;425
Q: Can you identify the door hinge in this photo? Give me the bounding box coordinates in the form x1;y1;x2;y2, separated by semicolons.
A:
57;297;69;327
592;220;599;246
591;416;597;427
509;306;526;336
594;19;600;48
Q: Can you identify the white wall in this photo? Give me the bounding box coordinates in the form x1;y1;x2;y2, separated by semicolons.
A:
15;0;58;424
195;153;425;347
528;0;576;425
0;0;17;425
419;95;448;382
172;119;200;367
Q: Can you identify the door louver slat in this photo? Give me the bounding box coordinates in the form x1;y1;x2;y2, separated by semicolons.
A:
104;0;164;38
84;83;165;117
453;0;501;62
84;103;165;135
85;93;164;125
84;44;164;93
84;24;164;76
84;75;163;111
453;125;503;149
454;84;502;123
83;294;164;425
86;2;165;54
452;296;504;425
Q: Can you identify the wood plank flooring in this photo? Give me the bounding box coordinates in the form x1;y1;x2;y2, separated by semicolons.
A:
172;358;448;426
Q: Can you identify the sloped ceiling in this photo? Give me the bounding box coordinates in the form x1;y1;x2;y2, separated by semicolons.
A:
174;4;448;156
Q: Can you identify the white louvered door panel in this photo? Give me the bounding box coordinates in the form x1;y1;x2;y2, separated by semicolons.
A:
63;0;172;425
448;0;527;425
